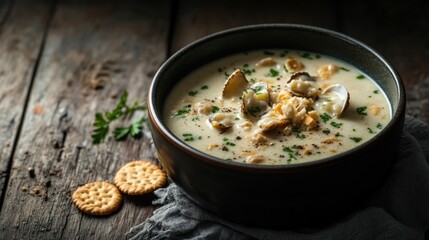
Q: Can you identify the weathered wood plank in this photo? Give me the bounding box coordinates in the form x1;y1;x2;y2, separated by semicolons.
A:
170;0;338;53
0;0;171;239
0;0;53;205
340;0;429;123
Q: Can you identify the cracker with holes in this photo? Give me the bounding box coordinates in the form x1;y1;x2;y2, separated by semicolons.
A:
72;181;122;216
114;160;167;195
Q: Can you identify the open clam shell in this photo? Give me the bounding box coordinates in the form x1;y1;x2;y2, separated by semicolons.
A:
287;71;316;83
286;72;319;98
241;82;270;119
319;84;350;117
222;69;249;99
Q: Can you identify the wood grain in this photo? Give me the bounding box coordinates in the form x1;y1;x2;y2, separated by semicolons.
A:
0;1;428;239
0;0;171;239
0;0;54;206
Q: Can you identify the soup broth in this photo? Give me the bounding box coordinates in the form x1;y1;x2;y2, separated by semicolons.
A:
163;50;391;165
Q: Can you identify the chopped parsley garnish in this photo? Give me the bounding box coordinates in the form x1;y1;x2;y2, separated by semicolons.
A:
243;63;249;67
201;85;209;90
252;86;263;92
373;90;379;94
356;106;368;116
320;113;332;123
330;121;343;128
182;133;201;142
296;133;306;139
192;117;199;121
335;132;344;137
224;72;230;78
250;78;256;83
269;68;279;77
322;129;331;134
188;90;198;96
223;138;236;146
300;52;313;59
339;67;350;72
263;50;274;56
350;137;363;143
368;128;376;134
243;68;254;75
174;105;191;116
356;74;366;80
283;147;297;161
376;123;383;129
283;65;289;73
211;106;220;113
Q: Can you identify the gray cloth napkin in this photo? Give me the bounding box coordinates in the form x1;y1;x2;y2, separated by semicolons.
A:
127;116;429;240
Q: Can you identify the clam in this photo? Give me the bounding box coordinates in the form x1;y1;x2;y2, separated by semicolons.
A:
245;154;265;164
193;100;212;115
318;84;350;117
256;111;287;133
285;58;304;72
242;82;270;118
286;72;319;98
208;112;235;131
287;72;316;83
255;57;277;67
222;69;249;99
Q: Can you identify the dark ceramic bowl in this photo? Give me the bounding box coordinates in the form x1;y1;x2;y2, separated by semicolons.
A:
148;24;405;228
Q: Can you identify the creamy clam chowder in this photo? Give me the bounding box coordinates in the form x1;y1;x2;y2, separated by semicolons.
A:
164;50;391;165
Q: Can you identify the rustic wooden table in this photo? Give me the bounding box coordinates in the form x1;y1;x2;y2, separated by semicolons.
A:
0;0;428;239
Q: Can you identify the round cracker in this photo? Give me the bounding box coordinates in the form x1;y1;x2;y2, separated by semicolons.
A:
72;181;122;216
114;160;167;195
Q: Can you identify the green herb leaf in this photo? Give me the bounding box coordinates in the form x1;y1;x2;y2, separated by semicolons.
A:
322;129;331;134
356;106;368;116
296;133;306;139
350;137;363;143
211;106;220;113
92;91;147;144
373;90;379;94
335;132;344;137
320;113;332;123
113;127;130;140
201;85;209;90
330;121;343;128
356;74;366;80
92;115;109;144
130;118;145;137
300;52;313;60
283;146;297;161
188;90;198;96
339;67;350;72
376;123;383;129
269;68;279;77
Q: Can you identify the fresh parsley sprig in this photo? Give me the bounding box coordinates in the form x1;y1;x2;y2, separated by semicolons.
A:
92;91;147;144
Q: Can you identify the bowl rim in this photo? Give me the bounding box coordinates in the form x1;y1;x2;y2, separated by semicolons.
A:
148;23;405;172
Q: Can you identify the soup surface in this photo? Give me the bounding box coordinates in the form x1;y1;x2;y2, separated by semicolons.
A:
164;50;391;165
